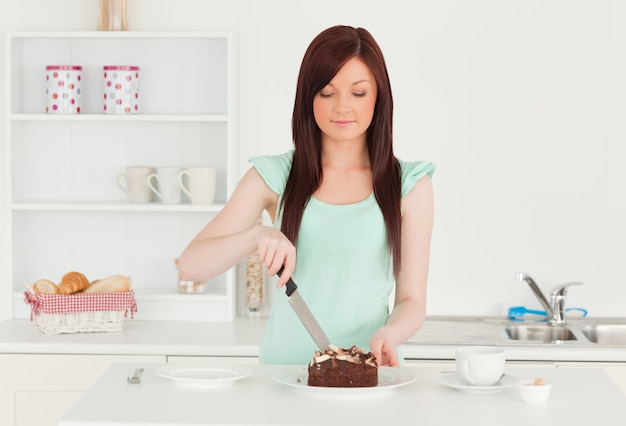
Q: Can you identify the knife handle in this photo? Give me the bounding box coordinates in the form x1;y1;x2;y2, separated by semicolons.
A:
277;266;297;297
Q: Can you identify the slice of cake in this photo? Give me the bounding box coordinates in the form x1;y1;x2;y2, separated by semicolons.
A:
308;345;378;387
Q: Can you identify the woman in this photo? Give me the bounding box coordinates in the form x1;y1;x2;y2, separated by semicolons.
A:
178;25;434;366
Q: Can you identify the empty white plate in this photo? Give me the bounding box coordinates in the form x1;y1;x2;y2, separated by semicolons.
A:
156;364;253;388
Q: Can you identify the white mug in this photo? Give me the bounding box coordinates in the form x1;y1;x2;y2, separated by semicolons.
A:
455;346;505;386
148;167;183;204
117;166;156;203
179;167;216;205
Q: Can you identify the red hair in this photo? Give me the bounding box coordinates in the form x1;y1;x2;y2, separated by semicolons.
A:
282;25;402;278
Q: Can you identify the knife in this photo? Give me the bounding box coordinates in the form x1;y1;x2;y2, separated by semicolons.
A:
277;267;332;351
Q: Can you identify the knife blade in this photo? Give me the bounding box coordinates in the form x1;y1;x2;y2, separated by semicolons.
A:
277;267;332;351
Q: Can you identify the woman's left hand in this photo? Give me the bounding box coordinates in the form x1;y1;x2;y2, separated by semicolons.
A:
369;327;399;367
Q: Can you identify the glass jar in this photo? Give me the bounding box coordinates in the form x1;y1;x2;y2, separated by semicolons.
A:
175;258;207;294
245;217;264;312
245;250;264;312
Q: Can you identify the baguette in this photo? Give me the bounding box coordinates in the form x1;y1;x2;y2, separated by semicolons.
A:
58;271;90;294
33;279;60;294
83;274;131;293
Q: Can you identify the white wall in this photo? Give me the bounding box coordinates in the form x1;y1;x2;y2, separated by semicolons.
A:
2;0;625;317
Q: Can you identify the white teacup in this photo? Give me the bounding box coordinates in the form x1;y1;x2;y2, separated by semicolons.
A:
179;167;216;205
148;167;183;204
117;166;156;203
455;346;505;386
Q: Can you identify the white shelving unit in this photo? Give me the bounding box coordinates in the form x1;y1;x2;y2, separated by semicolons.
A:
4;31;238;322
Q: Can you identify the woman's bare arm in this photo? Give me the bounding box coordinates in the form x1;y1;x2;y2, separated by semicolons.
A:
177;167;277;281
370;174;434;366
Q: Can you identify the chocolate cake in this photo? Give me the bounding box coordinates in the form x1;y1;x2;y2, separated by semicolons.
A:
307;345;378;387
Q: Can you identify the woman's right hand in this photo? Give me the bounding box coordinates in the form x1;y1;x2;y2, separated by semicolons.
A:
179;167;295;285
254;225;296;288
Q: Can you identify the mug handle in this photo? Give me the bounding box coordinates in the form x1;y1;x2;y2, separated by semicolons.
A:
458;359;476;385
178;170;192;201
147;173;162;199
116;174;131;197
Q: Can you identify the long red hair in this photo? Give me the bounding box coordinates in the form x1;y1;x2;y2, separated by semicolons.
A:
282;25;402;278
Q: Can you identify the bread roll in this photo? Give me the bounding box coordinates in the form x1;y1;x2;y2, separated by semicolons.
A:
58;271;90;294
82;274;131;293
33;279;59;294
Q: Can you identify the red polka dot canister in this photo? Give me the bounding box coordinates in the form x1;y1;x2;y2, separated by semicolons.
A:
46;65;82;114
103;66;140;114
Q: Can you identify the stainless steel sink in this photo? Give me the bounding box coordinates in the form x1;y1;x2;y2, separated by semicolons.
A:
406;316;626;348
505;325;577;343
581;324;626;345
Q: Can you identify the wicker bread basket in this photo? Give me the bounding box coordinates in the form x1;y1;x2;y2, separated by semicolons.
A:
24;290;137;335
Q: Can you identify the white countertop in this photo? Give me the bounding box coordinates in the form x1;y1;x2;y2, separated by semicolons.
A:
59;362;626;426
2;316;626;362
0;318;266;357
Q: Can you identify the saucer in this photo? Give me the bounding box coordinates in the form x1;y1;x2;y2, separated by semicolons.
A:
439;372;521;394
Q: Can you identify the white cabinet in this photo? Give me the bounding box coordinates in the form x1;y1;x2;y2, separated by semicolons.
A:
3;31;238;322
0;354;165;426
0;354;253;426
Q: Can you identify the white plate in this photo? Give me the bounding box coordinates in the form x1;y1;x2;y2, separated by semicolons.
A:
156;364;253;388
272;365;416;399
439;372;521;394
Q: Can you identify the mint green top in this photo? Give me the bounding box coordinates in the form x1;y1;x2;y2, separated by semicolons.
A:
251;151;435;365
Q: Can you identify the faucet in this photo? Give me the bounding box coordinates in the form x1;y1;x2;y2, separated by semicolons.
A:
514;272;584;325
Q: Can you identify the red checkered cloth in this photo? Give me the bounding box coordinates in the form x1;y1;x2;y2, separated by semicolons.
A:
24;290;137;319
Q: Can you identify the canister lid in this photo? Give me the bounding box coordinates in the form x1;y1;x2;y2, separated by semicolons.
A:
103;66;140;71
46;65;82;70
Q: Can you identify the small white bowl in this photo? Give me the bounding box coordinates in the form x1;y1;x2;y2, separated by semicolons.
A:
519;380;552;403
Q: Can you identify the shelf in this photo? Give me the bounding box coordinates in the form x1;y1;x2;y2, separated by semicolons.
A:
8;31;233;118
10;30;233;39
12;200;225;212
4;31;238;322
131;286;228;300
11;113;228;122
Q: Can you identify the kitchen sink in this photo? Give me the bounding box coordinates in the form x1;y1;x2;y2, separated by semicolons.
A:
505;325;577;343
406;316;626;348
581;324;626;345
